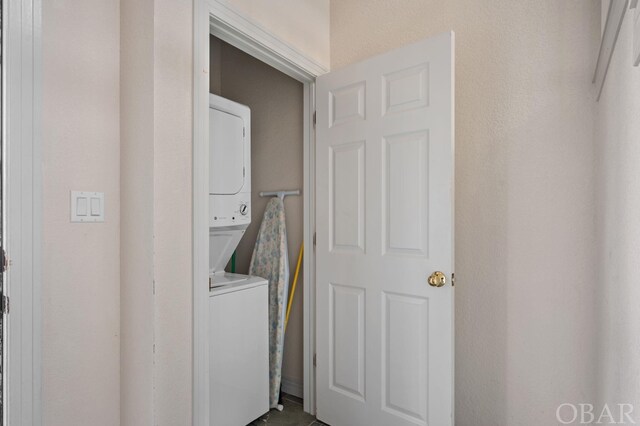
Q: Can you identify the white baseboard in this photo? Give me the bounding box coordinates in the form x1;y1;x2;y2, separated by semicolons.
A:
281;377;304;399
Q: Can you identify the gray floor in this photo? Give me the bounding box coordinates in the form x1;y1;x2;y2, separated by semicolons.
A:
248;394;327;426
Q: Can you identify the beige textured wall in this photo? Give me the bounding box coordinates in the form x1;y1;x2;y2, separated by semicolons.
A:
211;39;306;388
42;0;121;424
595;4;640;413
120;0;155;424
153;0;194;424
121;0;193;424
331;1;599;424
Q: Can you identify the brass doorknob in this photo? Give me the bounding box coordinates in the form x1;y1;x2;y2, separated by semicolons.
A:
428;271;446;287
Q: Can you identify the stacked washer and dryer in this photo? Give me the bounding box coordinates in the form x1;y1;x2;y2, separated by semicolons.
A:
208;94;270;426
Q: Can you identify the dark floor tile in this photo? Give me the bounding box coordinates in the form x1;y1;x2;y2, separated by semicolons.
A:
282;394;304;406
250;394;318;426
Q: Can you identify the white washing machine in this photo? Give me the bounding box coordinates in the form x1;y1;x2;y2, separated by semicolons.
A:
209;279;269;426
208;94;269;425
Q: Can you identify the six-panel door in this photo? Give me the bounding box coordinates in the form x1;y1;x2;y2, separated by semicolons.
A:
316;32;455;426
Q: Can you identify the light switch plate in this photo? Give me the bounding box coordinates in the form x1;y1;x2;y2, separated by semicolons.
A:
71;191;104;222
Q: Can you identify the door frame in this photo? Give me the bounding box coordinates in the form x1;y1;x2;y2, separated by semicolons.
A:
3;0;43;424
193;1;327;424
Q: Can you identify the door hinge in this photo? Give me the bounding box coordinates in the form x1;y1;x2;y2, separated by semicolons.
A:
1;295;9;315
0;247;7;273
243;166;246;177
451;272;455;287
313;232;317;249
243;127;246;137
313;111;317;128
313;353;317;367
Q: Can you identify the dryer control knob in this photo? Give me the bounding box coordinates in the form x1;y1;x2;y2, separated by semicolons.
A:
239;204;248;215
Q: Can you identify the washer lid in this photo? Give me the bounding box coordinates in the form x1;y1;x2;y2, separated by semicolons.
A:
209;274;268;296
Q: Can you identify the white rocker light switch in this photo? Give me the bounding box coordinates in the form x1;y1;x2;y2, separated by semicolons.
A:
71;191;105;222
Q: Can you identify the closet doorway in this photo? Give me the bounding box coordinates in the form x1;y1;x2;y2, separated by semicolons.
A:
209;35;307;403
193;9;322;421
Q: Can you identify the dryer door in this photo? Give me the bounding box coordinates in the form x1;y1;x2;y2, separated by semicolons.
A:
210;108;245;195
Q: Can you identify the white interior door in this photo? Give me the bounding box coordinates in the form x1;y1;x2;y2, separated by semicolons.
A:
316;32;455;426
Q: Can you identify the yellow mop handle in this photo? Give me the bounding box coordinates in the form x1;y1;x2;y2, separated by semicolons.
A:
285;243;304;330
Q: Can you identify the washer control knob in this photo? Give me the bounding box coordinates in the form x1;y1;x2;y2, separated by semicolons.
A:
239;203;248;215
